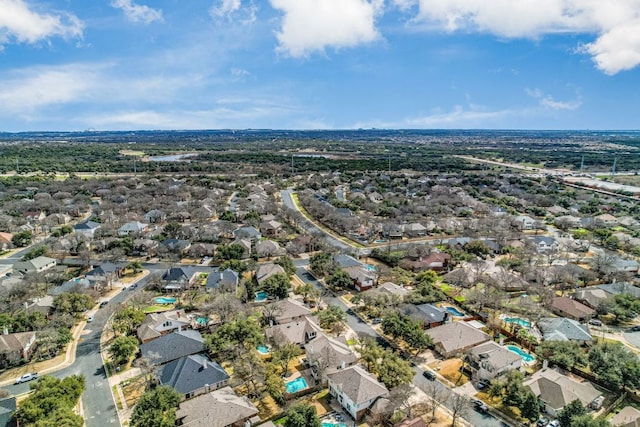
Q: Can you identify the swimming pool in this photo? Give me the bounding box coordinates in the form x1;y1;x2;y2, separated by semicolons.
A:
285;377;308;393
257;345;269;354
255;291;268;302
444;306;465;317
196;317;209;325
322;423;348;427
155;297;176;304
366;264;376;272
506;345;536;363
504;317;531;328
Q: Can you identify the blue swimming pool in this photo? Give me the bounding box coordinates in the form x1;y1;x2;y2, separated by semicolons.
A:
155;297;176;304
322;423;348;427
196;317;209;325
257;345;269;354
444;306;465;317
366;264;376;272
506;345;536;363
504;317;531;328
255;291;268;302
285;377;308;393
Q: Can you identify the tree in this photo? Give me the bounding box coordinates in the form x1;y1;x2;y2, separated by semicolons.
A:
272;342;302;376
14;374;85;427
376;348;415;388
205;315;263;358
53;292;95;315
109;335;139;366
218;243;246;260
588;342;640;390
231;351;265;398
326;269;353;291
21;245;48;261
130;386;181;427
317;305;347;334
261;273;291;300
275;256;296;276
423;377;449;421
520;390;540;423
113;306;146;336
536;341;588;369
12;230;33;247
448;393;469;427
502;370;528;408
309;252;335;278
264;361;285;403
127;261;144;274
284;403;322;427
558;399;587;427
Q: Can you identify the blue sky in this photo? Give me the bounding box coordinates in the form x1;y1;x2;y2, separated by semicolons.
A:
1;0;640;131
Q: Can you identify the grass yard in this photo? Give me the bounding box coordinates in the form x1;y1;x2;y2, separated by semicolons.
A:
121;376;147;409
435;358;469;386
143;304;175;313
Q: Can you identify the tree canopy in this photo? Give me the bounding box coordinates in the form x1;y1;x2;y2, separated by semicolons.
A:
14;374;85;427
130;386;181;427
284;403;322;427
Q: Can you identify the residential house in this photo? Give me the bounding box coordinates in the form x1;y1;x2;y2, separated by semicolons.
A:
118;221;148;236
399;253;451;273
139;329;204;365
233;226;261;244
26;295;55;317
144;209;166;224
343;265;376;292
370;282;408;299
0;331;37;368
160;354;230;398
137;310;192;343
612;258;640;274
327;365;389;420
595;213;619;227
0;232;12;250
255;240;286;258
13;256;57;275
598;282;640;299
426;321;491;358
403;223;427;238
513;215;536;230
187;243;216;259
530;236;559;253
305;333;358;382
23;211;46;223
133;238;159;256
400;303;448;328
265;315;322;346
524;368;602;417
0;396;16;427
205;268;239;293
611;406;640;427
333;254;364;269
573;288;610;309
467;341;522;381
269;298;313;325
162;267;198;292
554;215;582;229
161;239;192;254
550;297;595;322
255;263;286;286
85;262;126;288
175;386;259;427
231;239;252;259
537;317;593;343
259;220;282;237
73;221;101;239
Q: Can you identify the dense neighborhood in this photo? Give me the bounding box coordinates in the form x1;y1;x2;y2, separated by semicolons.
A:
0;136;640;427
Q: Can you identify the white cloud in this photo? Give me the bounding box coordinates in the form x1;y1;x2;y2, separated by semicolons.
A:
270;0;383;57
0;0;83;48
406;0;640;74
405;105;514;127
210;0;257;24
526;87;582;110
111;0;163;25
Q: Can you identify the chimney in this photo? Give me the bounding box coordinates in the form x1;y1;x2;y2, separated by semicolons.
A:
499;337;504;346
3;326;8;335
542;359;549;370
201;357;208;370
341;360;345;370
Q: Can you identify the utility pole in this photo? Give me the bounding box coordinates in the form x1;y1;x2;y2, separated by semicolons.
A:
388;154;391;174
580;155;584;172
291;153;294;176
611;155;617;177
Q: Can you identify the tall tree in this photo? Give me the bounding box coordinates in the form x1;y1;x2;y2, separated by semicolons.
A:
284;403;322;427
14;374;85;427
109;335;139;366
130;386;181;427
272;342;302;376
558;399;587;427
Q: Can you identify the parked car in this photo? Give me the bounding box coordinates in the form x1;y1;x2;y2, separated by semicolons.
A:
87;315;94;323
630;325;640;332
537;417;549;426
15;373;38;384
372;318;383;324
588;319;602;326
548;420;560;427
477;379;491;389
422;370;436;381
99;301;108;308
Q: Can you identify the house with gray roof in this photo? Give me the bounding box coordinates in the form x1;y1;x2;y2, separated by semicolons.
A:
427;321;491;358
159;354;229;398
73;220;101;238
205;268;239;293
139;329;204;365
400;303;448;328
611;406;640;427
537;317;593;343
371;282;408;298
598;282;640;299
255;263;286;286
175;386;259;427
524;367;601;417
333;254;364;269
137;310;192;343
255;240;286;258
467;341;522;381
162;267;197;292
573;288;610;309
530;236;559;252
13;256;57;276
327;365;389;420
0;396;16;427
0;331;37;368
305;333;358;382
118;221;148;236
233;226;261;243
265;316;321;346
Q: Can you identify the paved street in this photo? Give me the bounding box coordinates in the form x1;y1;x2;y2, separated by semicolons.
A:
294;262;509;427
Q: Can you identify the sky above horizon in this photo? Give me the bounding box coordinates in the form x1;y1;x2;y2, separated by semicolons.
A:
1;0;640;132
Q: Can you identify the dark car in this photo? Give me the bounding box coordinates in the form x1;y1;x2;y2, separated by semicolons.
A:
630;325;640;332
422;370;436;381
537;417;550;427
99;301;108;308
346;308;355;316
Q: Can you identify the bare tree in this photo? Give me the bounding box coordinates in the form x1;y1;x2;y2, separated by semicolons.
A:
423;378;450;422
448;393;470;427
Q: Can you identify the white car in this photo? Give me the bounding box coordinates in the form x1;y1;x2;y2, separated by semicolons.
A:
15;373;39;384
87;315;94;322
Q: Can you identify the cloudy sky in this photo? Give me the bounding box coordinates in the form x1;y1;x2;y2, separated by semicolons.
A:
1;0;640;131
